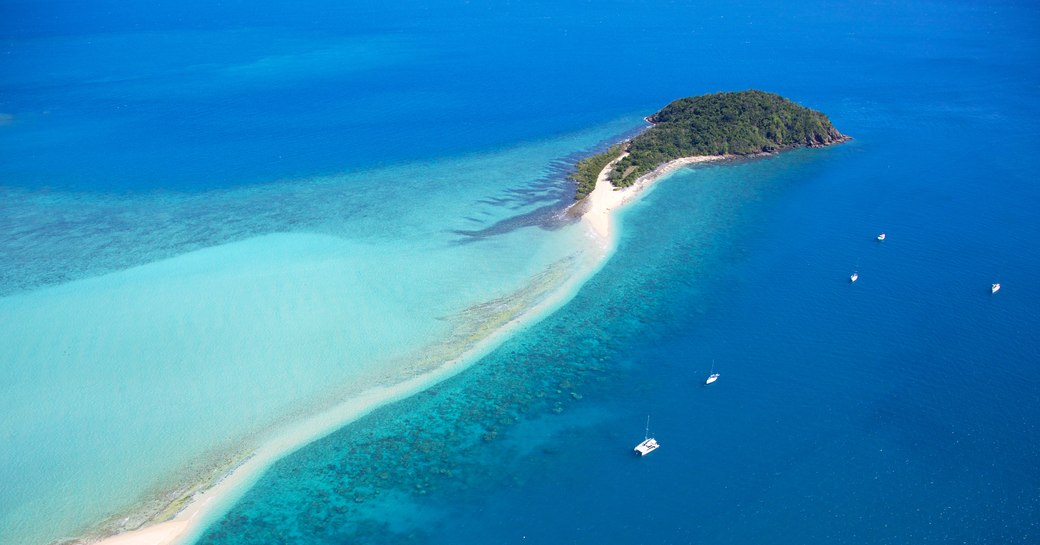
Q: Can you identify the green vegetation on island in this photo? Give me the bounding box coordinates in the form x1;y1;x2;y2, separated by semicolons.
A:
571;143;624;201
571;90;848;199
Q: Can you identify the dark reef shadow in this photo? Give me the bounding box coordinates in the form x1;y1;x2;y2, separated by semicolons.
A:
450;125;647;245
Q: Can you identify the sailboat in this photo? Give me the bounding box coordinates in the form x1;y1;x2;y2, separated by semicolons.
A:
706;360;720;385
850;271;859;283
877;232;886;241
992;283;1001;294
634;415;659;456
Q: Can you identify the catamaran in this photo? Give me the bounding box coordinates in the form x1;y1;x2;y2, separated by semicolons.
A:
706;360;720;385
634;415;659;456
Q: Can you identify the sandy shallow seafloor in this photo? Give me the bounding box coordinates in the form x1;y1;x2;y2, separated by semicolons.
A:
84;152;726;545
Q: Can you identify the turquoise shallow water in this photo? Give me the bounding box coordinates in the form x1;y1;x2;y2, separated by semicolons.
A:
2;0;1039;544
0;122;630;544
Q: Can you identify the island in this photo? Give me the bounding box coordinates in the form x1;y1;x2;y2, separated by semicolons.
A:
571;90;849;200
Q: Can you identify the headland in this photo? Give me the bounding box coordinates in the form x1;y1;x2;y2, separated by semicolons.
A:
573;89;848;247
571;89;849;200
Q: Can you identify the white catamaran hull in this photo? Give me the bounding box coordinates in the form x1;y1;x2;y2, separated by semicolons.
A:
634;438;659;456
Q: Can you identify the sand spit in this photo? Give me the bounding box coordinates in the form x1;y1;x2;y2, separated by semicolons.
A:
83;151;732;545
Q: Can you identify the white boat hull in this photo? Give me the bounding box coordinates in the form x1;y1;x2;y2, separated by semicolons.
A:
634;438;659;456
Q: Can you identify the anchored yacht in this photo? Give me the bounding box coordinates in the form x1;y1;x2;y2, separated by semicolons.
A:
634;416;659;456
706;360;720;385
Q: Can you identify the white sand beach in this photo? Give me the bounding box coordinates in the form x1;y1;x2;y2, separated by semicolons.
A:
580;153;730;244
94;521;189;545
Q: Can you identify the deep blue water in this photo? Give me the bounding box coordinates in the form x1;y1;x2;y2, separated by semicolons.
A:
194;0;1040;541
2;0;667;191
3;0;1039;543
9;1;1017;192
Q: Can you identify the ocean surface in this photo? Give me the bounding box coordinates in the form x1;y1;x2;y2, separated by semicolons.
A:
2;1;1038;544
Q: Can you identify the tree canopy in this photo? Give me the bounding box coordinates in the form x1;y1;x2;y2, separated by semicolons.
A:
571;90;847;198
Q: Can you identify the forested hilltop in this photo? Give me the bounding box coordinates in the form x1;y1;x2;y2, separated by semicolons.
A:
571;90;848;199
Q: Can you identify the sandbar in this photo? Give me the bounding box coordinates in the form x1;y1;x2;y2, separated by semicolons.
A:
87;241;607;545
86;152;729;545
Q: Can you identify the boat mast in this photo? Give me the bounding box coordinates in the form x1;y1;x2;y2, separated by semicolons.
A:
645;415;650;440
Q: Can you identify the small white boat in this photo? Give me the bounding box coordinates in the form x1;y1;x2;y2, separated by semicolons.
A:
635;437;660;456
634;415;659;456
706;359;720;385
992;283;1000;294
877;233;886;241
850;272;859;283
